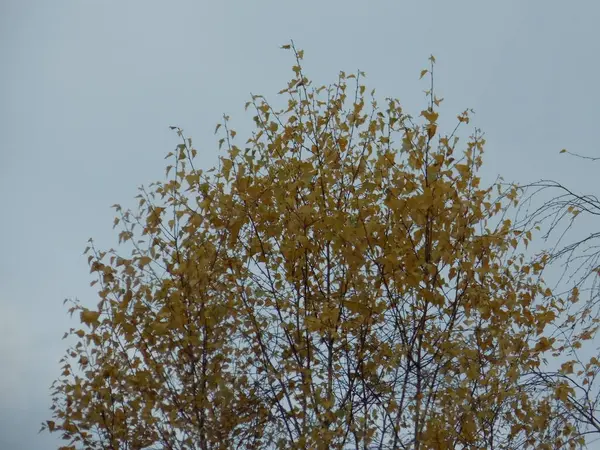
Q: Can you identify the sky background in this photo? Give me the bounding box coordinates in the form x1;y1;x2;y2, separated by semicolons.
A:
1;1;599;449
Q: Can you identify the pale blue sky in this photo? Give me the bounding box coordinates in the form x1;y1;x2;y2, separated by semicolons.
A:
1;1;599;449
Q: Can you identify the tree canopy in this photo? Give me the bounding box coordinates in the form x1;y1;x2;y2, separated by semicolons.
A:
43;44;591;449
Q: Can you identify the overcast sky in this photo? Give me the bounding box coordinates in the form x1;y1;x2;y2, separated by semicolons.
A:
1;1;599;449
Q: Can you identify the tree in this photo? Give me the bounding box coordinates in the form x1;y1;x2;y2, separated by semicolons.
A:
513;150;600;443
43;43;585;449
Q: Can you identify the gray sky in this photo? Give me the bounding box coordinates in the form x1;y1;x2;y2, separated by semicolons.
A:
1;1;599;448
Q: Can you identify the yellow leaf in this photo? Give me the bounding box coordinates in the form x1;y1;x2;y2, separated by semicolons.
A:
80;310;100;326
534;337;553;352
555;383;572;402
222;158;233;180
305;316;321;332
345;300;369;315
427;124;437;139
138;256;152;268
421;109;439;123
462;416;475;436
560;361;574;374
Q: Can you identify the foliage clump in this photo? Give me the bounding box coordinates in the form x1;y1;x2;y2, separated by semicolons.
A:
44;44;586;449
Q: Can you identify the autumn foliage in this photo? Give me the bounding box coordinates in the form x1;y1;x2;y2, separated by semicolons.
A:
45;44;589;449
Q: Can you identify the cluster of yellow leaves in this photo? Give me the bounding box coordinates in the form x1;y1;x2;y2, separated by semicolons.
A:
44;44;585;450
